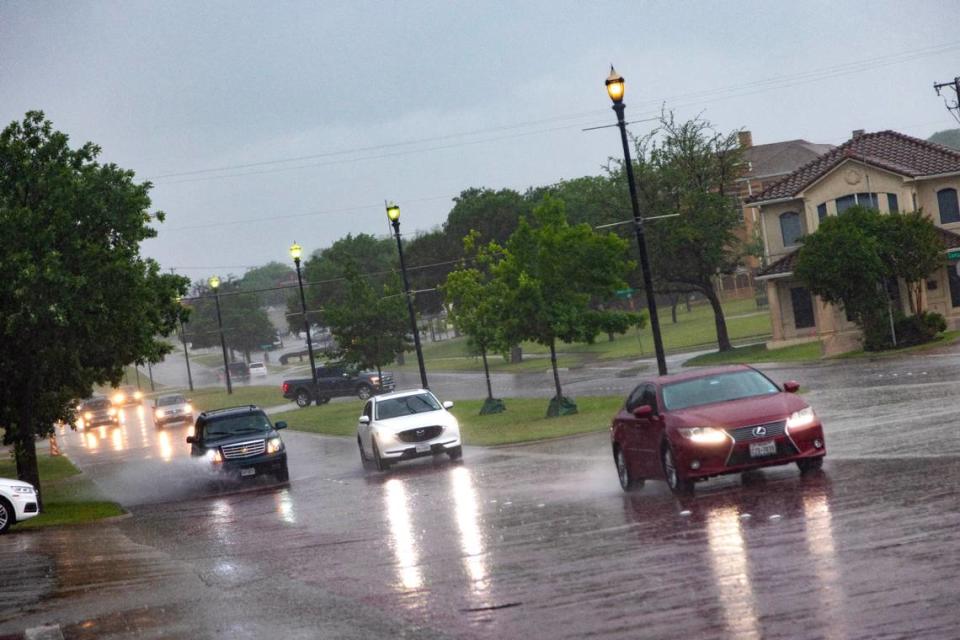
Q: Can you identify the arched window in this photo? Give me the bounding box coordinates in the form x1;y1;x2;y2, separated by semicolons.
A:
938;188;960;224
779;211;802;246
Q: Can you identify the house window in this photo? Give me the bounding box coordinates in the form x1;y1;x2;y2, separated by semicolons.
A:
887;193;899;213
790;287;815;329
856;192;879;208
938;188;960;224
836;195;856;214
817;203;827;222
780;211;803;246
949;263;960;307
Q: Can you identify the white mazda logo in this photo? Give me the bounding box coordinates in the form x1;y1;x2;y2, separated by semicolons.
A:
752;426;767;437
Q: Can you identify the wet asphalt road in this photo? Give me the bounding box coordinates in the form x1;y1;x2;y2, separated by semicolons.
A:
3;349;960;639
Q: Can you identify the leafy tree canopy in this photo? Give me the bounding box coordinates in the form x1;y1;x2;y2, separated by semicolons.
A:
0;111;188;494
928;128;960;150
239;261;294;307
185;279;276;361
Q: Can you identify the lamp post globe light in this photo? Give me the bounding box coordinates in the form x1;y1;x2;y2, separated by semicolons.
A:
209;275;232;395
176;296;194;392
290;242;318;387
386;203;428;389
606;65;667;376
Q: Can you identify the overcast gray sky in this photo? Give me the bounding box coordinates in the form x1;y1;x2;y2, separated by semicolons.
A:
2;1;958;282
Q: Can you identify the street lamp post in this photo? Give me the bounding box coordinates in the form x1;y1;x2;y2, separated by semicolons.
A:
176;297;194;392
209;276;232;395
386;203;428;389
290;242;318;387
606;66;668;376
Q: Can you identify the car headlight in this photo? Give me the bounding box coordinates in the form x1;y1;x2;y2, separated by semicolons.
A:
155;409;165;419
267;437;284;454
369;376;380;385
786;407;817;430
204;449;223;464
184;404;193;413
108;407;117;416
84;411;93;420
113;393;124;404
678;426;729;444
10;486;34;494
134;391;143;400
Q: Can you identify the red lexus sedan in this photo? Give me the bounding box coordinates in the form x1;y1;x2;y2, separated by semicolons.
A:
610;365;825;494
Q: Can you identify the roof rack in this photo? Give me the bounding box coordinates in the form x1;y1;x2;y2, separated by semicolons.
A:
198;404;261;416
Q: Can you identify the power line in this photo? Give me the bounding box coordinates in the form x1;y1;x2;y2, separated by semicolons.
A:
933;76;960;124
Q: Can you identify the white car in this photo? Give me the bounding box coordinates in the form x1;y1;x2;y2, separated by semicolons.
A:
0;478;39;533
153;393;195;427
248;361;268;378
357;389;462;470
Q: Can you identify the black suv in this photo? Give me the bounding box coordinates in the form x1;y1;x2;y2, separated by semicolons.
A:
186;405;289;482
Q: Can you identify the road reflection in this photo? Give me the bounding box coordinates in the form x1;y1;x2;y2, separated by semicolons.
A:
449;466;489;598
802;489;848;639
275;488;296;524
705;505;761;640
383;478;423;591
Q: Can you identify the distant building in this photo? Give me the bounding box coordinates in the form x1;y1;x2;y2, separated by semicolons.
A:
749;130;960;355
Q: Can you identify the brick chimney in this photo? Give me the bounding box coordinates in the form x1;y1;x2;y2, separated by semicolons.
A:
738;130;753;148
852;129;865;138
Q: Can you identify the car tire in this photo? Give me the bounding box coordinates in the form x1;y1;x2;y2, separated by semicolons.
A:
295;389;312;408
373;439;390;472
797;456;824;473
0;498;12;534
662;445;694;495
357;384;373;401
275;463;290;483
316;396;331;406
615;447;643;492
447;445;463;461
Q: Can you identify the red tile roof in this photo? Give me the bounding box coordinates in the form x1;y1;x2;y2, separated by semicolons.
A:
747;131;960;204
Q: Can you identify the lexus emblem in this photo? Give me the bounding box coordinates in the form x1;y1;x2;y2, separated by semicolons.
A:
415;429;425;437
752;426;767;437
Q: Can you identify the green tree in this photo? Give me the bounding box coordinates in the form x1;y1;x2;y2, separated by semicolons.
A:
614;114;746;352
490;196;643;416
443;232;510;413
795;206;944;350
0;112;188;500
186;279;276;362
928;129;960;151
323;266;411;378
240;261;295;307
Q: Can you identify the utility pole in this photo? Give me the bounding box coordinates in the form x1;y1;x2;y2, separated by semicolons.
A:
933;76;960;123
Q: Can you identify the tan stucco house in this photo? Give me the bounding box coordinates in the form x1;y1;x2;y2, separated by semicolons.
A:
748;130;960;355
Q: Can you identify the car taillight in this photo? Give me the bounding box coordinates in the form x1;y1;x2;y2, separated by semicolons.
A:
282;383;289;393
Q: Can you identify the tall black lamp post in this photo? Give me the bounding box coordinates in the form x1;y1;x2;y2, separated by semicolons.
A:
386;203;428;389
176;297;194;392
290;242;318;386
209;276;232;394
606;66;668;376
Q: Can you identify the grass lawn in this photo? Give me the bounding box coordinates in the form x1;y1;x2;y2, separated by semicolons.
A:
174;385;288;412
397;298;771;373
0;453;123;529
684;341;823;366
274;395;623;446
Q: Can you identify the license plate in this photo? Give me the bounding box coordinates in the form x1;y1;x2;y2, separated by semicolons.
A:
749;440;777;458
240;468;256;477
415;444;431;453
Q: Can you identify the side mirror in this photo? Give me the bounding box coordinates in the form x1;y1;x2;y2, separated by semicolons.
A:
442;400;454;409
359;415;371;425
783;381;800;393
274;421;287;430
186;436;197;444
632;404;653;419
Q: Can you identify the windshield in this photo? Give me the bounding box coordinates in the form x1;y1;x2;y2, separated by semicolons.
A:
376;393;441;420
158;395;186;406
84;398;110;410
662;370;779;411
204;413;272;438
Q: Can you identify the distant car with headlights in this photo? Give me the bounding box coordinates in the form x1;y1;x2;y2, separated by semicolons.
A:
110;385;143;407
153;394;194;427
282;362;394;407
0;478;39;533
186;405;289;482
610;365;826;494
356;389;462;471
78;396;120;428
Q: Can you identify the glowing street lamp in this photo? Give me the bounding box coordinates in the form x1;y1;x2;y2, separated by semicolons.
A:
290;242;318;388
606;65;667;375
386;203;428;389
209;275;232;394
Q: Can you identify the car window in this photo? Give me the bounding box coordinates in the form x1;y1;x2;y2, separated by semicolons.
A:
157;395;186;406
363;401;372;419
625;385;646;411
203;413;272;438
662;370;779;411
641;385;659;414
249;363;264;370
375;393;441;420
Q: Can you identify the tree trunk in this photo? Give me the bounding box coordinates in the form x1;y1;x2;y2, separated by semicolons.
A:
705;287;733;352
481;347;493;400
549;340;563;402
376;364;382;380
510;344;522;364
15;413;42;511
670;293;679;324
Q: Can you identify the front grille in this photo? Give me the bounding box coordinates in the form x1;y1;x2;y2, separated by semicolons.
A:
221;439;266;459
727;420;786;443
726;438;798;466
24;502;38;513
380;375;395;389
397;425;443;442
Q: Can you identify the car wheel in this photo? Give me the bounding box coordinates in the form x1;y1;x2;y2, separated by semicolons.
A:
797;456;824;473
275;463;290;483
295;389;312;408
316;396;331;405
662;445;694;495
356;384;372;401
373;438;390;472
0;498;11;534
447;445;463;461
616;447;643;492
